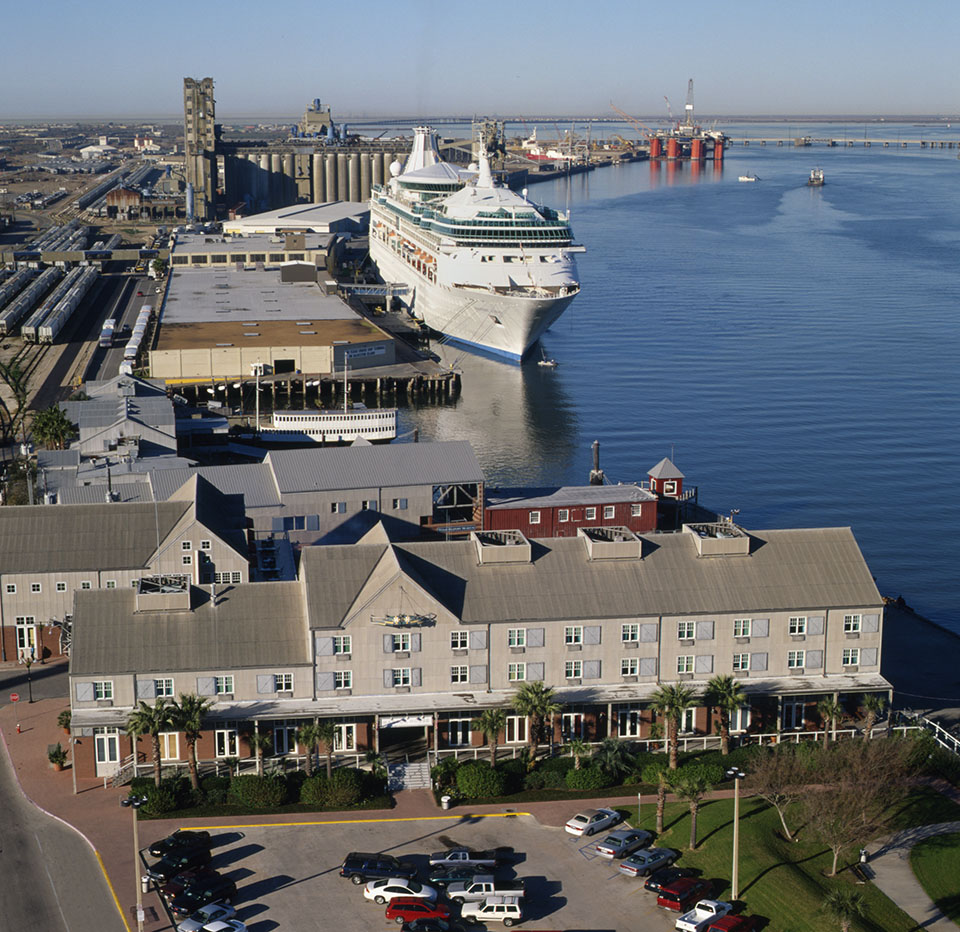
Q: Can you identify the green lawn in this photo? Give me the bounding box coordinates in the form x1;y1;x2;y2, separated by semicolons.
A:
910;832;960;926
625;789;959;932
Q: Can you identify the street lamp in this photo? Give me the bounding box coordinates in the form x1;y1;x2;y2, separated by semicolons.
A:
726;767;746;900
24;657;33;703
120;794;148;932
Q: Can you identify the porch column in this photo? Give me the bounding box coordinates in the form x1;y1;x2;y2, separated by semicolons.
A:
374;715;379;754
607;702;613;738
433;712;439;756
832;690;840;741
776;695;783;743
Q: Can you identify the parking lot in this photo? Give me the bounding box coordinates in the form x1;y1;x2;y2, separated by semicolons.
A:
147;812;684;931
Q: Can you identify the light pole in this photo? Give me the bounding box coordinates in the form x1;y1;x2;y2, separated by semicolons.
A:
726;767;746;900
120;794;148;932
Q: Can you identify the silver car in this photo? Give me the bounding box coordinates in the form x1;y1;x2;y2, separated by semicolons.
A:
176;902;236;932
618;847;678;877
594;828;654;859
564;807;623;837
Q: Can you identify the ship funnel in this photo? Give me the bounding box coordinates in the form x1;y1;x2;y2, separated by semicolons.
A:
403;126;442;174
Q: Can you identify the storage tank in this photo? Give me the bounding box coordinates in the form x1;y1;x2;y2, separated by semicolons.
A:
372;153;384;187
325;154;337;202
336;153;348;201
348;154;361;202
312;154;325;201
186;183;195;221
360;154;372;201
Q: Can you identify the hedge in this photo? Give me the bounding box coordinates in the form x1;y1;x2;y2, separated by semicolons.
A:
456;761;505;798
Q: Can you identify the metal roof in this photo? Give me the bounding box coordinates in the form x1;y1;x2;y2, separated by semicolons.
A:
486;484;656;510
648;457;684;480
149;463;281;509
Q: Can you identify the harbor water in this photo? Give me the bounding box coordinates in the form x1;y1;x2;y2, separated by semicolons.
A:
397;122;960;635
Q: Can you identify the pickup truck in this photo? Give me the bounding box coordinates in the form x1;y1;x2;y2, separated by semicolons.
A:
447;875;526;903
675;899;733;932
460;895;523;926
428;847;510;868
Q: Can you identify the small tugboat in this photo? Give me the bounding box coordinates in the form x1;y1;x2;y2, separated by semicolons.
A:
537;346;558;368
738;173;759;182
807;167;825;186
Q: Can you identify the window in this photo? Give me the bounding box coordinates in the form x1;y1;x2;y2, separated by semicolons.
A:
733;653;750;671
585;507;596;520
789;616;807;635
631;503;643;516
451;665;468;683
200;540;212;551
508;662;526;682
215;728;238;757
275;673;293;691
392;632;411;652
565;660;582;679
529;511;540;525
677;655;694;674
733;618;752;638
105;580;116;589
81;581;91;590
154;678;174;697
730;706;752;733
182;554;192;566
507;628;526;648
450;631;468;650
843;614;862;633
506;716;527;743
181;541;192;551
621;657;639;676
15;624;36;657
843;648;860;666
330;501;346;514
787;650;805;669
361;499;377;511
213;571;243;585
334;723;356;751
448;719;471;746
159;733;179;760
5;584;14;594
30;582;41;593
679;708;695;734
622;623;639;642
93;680;113;700
56;581;66;592
603;505;615;519
214;675;234;695
618;706;643;738
565;625;583;645
663;480;677;495
678;621;695;640
558;509;569;523
334;670;352;689
333;635;352;655
392;667;411;687
561;713;584;739
392;498;408;511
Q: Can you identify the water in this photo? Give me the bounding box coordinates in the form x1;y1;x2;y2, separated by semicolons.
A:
397;122;960;633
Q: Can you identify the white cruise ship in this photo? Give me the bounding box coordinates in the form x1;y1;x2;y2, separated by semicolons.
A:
369;127;584;361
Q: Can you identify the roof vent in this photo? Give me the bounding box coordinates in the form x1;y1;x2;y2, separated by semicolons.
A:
683;521;751;557
135;574;191;612
471;530;532;565
578;526;643;560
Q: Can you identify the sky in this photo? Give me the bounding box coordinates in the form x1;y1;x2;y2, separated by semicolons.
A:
2;0;958;119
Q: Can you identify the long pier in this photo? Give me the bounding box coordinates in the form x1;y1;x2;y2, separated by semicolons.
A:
732;136;958;149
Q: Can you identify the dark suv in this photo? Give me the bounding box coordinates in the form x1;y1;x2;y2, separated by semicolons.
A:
340;851;418;885
169;875;238;919
146;846;212;883
148;829;212;859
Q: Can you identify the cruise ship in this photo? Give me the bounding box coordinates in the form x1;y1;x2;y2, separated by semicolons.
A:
368;127;584;361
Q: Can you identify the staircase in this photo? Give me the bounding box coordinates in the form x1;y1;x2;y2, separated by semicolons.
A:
388;759;432;791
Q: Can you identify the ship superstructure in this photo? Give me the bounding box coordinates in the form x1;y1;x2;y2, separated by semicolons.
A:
368;127;584;361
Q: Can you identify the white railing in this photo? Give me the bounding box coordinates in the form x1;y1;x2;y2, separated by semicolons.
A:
900;711;960;755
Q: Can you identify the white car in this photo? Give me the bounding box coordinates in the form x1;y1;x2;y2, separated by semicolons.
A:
594;828;653;859
177;903;236;932
202;921;245;932
675;899;733;932
564;807;623;836
363;877;438;905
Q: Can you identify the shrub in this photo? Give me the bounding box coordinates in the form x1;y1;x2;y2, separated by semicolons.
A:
495;757;526;794
324;767;364;809
926;746;960;785
200;775;230;805
285;769;308;802
565;765;611;791
543;771;567;789
676;761;725;786
538;755;575;774
432;756;461;791
456;761;505;798
524;771;546;790
141;777;189;816
300;774;328;805
227;774;287;809
130;776;155;796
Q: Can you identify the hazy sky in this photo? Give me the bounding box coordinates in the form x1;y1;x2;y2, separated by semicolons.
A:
2;0;958;118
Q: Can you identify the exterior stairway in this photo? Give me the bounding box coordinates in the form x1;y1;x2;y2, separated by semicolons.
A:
388;759;432;791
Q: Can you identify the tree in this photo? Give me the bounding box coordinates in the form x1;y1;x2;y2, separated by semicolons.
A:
472;709;507;766
650;683;696;769
247;728;273;777
642;759;670;834
860;693;887;739
670;765;715;850
126;699;174;787
511;682;561;761
817;697;845;746
592;737;633;779
704;674;747;756
171;693;213;790
30;405;76;450
296;721;325;777
822;887;866;931
316;719;337;778
746;744;805;842
565;738;592;770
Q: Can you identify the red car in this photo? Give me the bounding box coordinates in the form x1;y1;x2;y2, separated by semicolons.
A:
657;877;713;912
707;917;762;932
385;898;452;925
158;867;220;901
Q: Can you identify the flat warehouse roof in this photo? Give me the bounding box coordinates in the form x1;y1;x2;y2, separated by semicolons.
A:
154;316;388;351
172;231;335;254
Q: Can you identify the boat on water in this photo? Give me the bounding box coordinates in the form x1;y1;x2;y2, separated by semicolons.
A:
368;126;585;361
256;404;397;444
738;173;759;182
807;167;825;186
537;346;558;368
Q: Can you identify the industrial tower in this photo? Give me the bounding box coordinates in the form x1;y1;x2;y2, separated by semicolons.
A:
183;77;219;221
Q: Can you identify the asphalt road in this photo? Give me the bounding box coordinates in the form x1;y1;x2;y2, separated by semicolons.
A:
0;659;68;705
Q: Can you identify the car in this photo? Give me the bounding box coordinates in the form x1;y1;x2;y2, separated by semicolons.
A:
594;828;654;859
137;290;144;296
675;899;733;932
564;807;623;837
169;876;238;919
619;847;679;877
402;920;462;932
460;896;523;926
160;868;221;901
146;846;212;883
364;878;438;905
657;878;714;913
706;917;762;932
426;865;485;887
149;829;212;859
341;851;418;884
200;922;245;932
175;901;235;932
385;898;452;925
644;866;697;894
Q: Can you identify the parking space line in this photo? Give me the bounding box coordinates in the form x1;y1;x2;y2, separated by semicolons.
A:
95;849;132;932
187;811;533;830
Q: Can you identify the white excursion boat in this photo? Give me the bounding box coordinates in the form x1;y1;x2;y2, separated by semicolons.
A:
258;404;397;444
738;173;759;182
368;126;585;361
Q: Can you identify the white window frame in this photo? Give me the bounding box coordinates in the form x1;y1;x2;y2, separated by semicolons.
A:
448;719;472;746
565;659;582;679
450;665;468;684
621;623;639;642
561;713;584;740
93;680;113;700
558;509;569;523
16;623;37;657
154;678;174;697
333;635;352;655
334;670;352;689
214;675;234;695
631;503;642;517
564;625;583;645
843;614;862;633
182;554;192;566
787;650;805;669
200;540;212;551
603;505;615;519
585;507;596;520
507;628;526;648
105;580;116;589
789;616;807;635
618;706;643;738
621;657;639;676
392;667;411;687
508;662;526;682
730;706;752;733
733;618;752;638
334;723;356;752
215;728;238;757
181;541;192;551
81;581;91;590
5;583;14;594
275;672;293;691
733;653;750;671
392;498;408;511
30;582;41;593
159;732;179;760
528;510;541;525
56;581;67;592
450;631;468;650
678;621;695;640
842;647;860;666
679;708;696;734
677;655;694;674
506;715;527;744
392;632;411;652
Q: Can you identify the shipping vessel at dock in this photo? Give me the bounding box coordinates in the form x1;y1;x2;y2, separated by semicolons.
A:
368;126;584;361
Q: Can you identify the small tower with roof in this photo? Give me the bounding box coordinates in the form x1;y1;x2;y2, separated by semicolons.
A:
648;457;684;499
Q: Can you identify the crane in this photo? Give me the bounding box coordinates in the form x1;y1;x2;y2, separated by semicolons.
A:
684;78;695;128
663;95;674;123
609;103;656;141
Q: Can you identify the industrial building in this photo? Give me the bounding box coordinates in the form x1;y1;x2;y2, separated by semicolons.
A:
221;201;368;236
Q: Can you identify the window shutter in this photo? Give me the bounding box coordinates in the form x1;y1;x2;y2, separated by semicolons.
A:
315;635;334;656
316;671;335;691
469;630;487;650
527;627;544;648
694;654;714;674
752;618;769;638
271;517;284;531
640;623;658;642
583;659;601;679
696;621;715;640
862;614;880;633
383;669;395;688
584;625;601;645
410;633;421;652
136;679;156;700
750;652;768;672
527;662;544;682
75;681;94;702
860;647;878;666
383;634;395;653
805;650;823;669
807;616;824;636
257;674;276;694
638;657;657;677
469;665;487;684
196;676;216;696
412;667;422;687
305;514;319;531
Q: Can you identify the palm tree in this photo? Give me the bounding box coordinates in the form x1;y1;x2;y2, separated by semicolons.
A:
861;693;887;739
592;737;633;778
472;709;507;766
650;683;697;769
296;721;325;777
565;738;592;770
126;699;174;787
822;887;866;932
316;719;337;778
705;674;747;756
641;760;670;834
817;697;845;746
670;767;714;850
171;693;213;790
511;682;561;761
30;405;76;450
247;728;273;777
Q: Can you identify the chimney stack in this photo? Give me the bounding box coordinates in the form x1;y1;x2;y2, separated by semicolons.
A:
589;440;605;486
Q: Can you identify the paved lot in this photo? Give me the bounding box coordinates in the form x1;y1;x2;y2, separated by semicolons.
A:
143;813;677;932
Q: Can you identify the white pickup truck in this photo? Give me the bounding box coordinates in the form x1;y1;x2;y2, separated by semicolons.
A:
460;895;523;926
675;899;733;932
447;875;525;903
428;847;509;868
